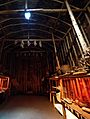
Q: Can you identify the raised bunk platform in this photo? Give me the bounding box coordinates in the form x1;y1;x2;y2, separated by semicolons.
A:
49;74;90;119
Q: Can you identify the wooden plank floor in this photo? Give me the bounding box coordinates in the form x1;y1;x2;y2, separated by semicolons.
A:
0;95;63;119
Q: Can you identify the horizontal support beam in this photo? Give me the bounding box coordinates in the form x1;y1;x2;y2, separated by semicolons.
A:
0;8;86;14
5;38;61;41
0;22;66;35
15;51;46;53
0;28;63;40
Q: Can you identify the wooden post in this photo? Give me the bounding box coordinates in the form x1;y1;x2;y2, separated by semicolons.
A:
65;0;88;54
85;13;90;26
69;32;78;62
78;20;90;47
72;28;83;56
52;33;60;69
60;79;64;99
63;37;72;65
61;42;65;62
66;36;75;66
62;43;65;63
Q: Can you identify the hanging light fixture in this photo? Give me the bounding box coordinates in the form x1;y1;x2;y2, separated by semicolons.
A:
24;0;31;20
25;12;31;20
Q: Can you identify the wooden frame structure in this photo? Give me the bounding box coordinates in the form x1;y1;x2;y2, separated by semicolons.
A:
49;74;90;119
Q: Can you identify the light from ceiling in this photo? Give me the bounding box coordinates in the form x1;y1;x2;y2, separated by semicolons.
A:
25;12;31;20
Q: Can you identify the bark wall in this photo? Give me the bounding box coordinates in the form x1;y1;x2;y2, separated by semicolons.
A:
5;52;49;95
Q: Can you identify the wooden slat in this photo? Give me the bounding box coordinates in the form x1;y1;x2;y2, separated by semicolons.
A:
76;78;83;101
81;78;90;102
70;78;76;100
67;79;71;99
63;80;67;98
72;79;78;99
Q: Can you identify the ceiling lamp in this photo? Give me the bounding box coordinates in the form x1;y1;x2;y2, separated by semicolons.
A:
25;11;31;20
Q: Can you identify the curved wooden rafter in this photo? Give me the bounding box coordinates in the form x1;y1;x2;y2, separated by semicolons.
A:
0;0;80;9
0;23;66;36
3;35;54;53
0;28;63;40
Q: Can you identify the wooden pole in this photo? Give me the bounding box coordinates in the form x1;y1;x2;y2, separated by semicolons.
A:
52;33;60;69
66;36;75;66
72;28;83;56
65;0;88;54
78;20;90;47
61;43;65;63
69;32;78;62
60;79;64;99
85;13;90;26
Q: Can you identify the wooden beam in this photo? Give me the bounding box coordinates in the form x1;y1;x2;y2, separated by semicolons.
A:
65;0;88;54
52;33;61;69
0;8;86;14
5;38;62;41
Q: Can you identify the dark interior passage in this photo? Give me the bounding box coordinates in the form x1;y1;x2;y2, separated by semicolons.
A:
0;95;63;119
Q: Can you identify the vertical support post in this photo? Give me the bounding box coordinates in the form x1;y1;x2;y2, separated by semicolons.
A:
85;13;90;26
63;40;68;63
0;38;6;64
62;42;66;63
60;79;64;99
72;28;83;56
78;20;90;47
65;0;88;54
46;52;50;72
69;32;78;63
61;43;65;63
64;37;72;65
66;36;75;66
59;48;63;65
52;33;60;69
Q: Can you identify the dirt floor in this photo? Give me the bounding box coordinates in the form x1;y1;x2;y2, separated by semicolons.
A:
0;95;63;119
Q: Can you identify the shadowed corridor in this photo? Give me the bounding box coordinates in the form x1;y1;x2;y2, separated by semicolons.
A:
0;96;63;119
